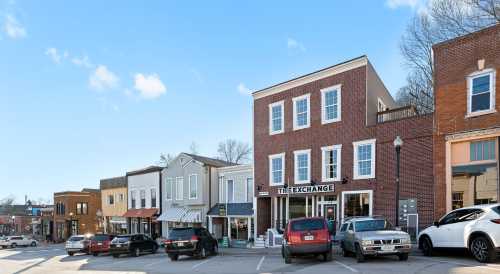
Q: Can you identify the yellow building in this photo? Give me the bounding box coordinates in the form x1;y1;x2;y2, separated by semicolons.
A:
100;176;128;234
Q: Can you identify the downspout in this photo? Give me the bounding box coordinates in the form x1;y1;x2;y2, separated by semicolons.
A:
208;165;211;228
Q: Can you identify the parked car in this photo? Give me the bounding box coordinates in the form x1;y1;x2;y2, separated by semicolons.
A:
89;234;116;256
340;217;411;263
109;234;159;258
418;204;500;263
65;235;91;256
281;217;333;264
0;236;38;248
164;227;218;261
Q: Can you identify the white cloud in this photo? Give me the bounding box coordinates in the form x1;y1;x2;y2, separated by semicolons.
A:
237;83;252;95
287;37;306;52
133;73;166;99
89;65;119;91
71;55;93;68
386;0;426;9
45;48;61;63
4;14;26;39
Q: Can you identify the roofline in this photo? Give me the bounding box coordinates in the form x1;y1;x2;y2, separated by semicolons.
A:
217;164;253;171
252;55;368;100
126;166;163;176
433;23;499;50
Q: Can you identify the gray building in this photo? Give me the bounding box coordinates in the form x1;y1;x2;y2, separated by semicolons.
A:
158;153;234;237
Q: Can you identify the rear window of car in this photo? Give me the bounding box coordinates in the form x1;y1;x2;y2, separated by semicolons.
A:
112;236;131;243
69;236;84;241
92;235;110;241
492;206;500;215
290;219;325;231
169;228;195;239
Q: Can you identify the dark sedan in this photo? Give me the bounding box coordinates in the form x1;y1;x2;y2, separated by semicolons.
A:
109;234;158;258
164;227;218;261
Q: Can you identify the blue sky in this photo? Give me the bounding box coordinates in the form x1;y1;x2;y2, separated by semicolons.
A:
1;0;425;203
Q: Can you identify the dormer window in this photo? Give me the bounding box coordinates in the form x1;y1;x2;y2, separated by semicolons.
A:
468;69;496;116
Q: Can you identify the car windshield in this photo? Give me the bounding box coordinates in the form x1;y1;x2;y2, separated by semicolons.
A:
354;219;391;232
169;228;195;240
68;236;84;241
492;206;500;215
290;219;325;231
112;236;130;243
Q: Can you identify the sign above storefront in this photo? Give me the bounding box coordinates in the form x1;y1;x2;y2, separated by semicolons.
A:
258;192;269;196
277;184;334;195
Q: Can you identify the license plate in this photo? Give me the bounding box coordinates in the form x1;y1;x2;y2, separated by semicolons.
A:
97;243;102;246
177;242;184;247
304;235;314;241
116;244;121;248
381;245;394;251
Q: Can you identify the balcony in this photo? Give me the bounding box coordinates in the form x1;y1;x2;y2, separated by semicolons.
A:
377;105;418;123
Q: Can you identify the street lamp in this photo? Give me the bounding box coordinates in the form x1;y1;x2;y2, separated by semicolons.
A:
69;212;74;236
393;136;403;228
11;216;15;235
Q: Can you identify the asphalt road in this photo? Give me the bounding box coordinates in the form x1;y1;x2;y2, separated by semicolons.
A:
0;244;499;274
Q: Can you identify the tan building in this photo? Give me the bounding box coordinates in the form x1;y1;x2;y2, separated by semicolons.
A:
100;176;128;234
53;188;102;242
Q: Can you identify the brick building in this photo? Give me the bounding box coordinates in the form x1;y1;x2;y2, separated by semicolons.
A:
53;188;102;241
252;56;434;236
433;24;499;219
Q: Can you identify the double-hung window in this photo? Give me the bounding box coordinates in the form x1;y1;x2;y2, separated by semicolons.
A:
166;178;173;200
131;190;136;208
294;149;311;184
470;139;496;161
227;179;234;202
108;195;114;205
269;153;285;186
353;139;376;179
321;85;341;124
269;101;284;134
468;69;496;115
189;174;198;199
176;177;184;200
150;188;156;207
140;189;146;208
293;94;310;130
321;145;342;182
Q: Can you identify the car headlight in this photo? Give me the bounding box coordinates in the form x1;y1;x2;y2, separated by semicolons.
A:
400;237;411;244
361;240;373;246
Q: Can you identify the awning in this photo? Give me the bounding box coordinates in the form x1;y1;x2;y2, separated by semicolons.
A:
109;217;127;224
122;208;158;218
452;163;497;176
157;207;203;223
207;203;254;216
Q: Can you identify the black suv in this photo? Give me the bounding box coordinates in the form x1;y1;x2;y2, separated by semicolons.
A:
109;234;159;258
164;227;218;261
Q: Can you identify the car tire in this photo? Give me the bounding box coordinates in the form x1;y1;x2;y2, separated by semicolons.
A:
68;252;74;256
11;243;17;248
355;244;365;263
421;236;434;257
31;242;37;247
133;248;141;257
284;251;292;264
398;253;409;261
342;247;350;257
470;236;496;263
152;247;158;254
92;252;98;257
169;254;178;261
324;249;333;262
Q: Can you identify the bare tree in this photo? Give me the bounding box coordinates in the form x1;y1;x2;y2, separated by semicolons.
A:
189;141;199;155
158;153;175;168
217;139;252;164
0;195;15;206
398;0;499;113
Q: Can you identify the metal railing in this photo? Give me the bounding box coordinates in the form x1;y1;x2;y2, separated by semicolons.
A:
377;105;417;123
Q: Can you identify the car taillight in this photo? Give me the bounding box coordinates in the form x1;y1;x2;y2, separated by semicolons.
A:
190;235;199;242
164;239;173;245
490;219;500;224
317;230;329;241
289;232;301;244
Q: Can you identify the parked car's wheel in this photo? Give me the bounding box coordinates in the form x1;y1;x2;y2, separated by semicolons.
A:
151;247;158;254
470;236;496;263
355;244;365;263
92;252;98;256
398;253;409;261
212;244;218;255
68;252;74;256
421;236;434;257
133;248;141;257
284;251;292;264
30;242;37;247
342;247;350;257
169;254;178;261
11;243;17;248
323;249;333;262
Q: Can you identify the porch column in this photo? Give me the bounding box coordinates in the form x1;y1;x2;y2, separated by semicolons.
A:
247;216;251;241
227;217;231;241
312;195;315;216
286;196;290;223
273;197;278;229
305;196;309;217
208;216;213;234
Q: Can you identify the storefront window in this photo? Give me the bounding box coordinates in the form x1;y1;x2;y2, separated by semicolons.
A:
452;163;498;208
343;192;371;218
289;197;306;219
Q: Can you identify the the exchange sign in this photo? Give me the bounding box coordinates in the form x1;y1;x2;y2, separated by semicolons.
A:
277;184;334;195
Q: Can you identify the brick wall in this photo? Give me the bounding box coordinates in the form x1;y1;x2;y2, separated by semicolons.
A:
433;24;500;218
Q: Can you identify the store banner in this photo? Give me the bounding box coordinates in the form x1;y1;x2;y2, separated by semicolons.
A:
277;184;334;195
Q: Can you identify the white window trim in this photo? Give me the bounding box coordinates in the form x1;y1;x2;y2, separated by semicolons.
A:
150;188;157;208
175;177;184;201
377;98;386;112
341;190;373;221
246;177;253;202
321;144;342;182
292;94;311;130
294;149;311;184
139;189;146;208
269;152;285;186
353;139;376;180
467;68;496;117
226;179;235;203
321;84;341;124
188;174;198;200
166;177;173;201
269;100;285;135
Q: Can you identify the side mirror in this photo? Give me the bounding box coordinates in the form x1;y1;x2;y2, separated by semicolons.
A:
433;221;440;227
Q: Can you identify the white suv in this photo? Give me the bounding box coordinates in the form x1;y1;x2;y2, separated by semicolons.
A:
418;204;500;263
0;236;38;248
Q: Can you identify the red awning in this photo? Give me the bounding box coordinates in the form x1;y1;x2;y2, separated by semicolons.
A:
122;208;158;218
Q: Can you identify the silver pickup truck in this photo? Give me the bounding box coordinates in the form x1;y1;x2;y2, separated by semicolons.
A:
340;217;411;263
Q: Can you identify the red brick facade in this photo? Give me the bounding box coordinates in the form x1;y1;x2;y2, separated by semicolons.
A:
253;57;434;235
433;24;500;218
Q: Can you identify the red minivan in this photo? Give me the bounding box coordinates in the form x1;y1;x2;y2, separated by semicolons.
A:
89;234;116;256
282;217;333;264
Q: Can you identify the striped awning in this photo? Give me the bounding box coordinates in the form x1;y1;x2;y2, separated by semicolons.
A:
182;210;202;223
157;207;187;222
